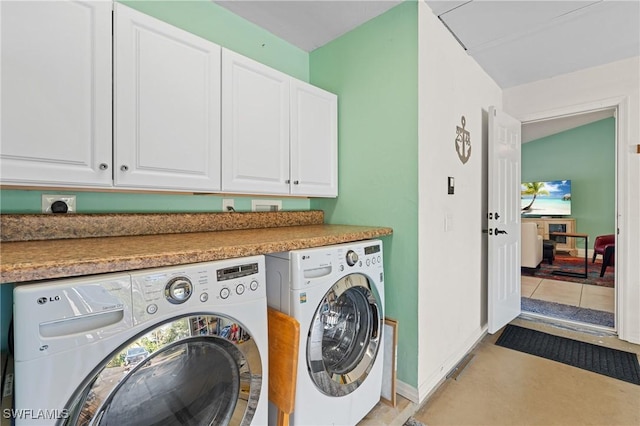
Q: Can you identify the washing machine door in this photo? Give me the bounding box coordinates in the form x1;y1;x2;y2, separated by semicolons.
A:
307;273;383;397
62;314;262;426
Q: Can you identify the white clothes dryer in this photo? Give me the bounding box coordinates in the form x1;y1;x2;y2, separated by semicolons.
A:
266;240;384;426
13;256;268;426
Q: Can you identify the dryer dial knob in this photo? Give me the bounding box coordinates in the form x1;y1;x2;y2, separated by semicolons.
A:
346;250;359;266
165;277;192;304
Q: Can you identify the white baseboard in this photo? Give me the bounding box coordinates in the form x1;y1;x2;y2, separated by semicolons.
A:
396;379;419;403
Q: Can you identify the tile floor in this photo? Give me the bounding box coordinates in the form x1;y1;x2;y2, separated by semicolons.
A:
359;317;640;426
521;275;615;313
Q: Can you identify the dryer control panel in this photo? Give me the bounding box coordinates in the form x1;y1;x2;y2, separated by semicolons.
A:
130;256;266;326
336;241;383;272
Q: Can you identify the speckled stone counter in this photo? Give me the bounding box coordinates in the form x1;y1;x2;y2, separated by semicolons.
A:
1;211;325;242
0;212;392;284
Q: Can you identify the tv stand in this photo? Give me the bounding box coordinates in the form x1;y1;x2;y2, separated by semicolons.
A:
522;218;577;256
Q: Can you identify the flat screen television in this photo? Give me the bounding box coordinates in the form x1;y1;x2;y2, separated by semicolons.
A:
521;180;571;217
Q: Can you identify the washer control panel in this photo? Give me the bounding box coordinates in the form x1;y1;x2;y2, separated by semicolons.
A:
131;256;265;324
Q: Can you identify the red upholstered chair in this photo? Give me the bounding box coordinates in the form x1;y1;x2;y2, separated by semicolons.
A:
600;244;615;277
592;234;615;263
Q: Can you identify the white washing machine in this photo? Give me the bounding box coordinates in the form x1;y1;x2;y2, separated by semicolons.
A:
266;240;384;426
12;256;268;426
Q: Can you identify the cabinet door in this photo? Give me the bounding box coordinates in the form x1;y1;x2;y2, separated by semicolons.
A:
114;4;221;192
221;49;290;195
1;0;112;187
290;80;338;197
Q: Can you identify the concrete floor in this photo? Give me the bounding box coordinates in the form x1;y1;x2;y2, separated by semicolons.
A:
360;317;640;426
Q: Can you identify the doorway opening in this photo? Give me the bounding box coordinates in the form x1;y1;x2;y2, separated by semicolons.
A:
520;106;617;331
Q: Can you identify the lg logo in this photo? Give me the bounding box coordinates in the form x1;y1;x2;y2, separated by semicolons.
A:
37;295;60;305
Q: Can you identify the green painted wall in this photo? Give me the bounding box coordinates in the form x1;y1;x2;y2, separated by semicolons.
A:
522;117;616;249
0;190;309;214
0;285;12;353
309;2;419;386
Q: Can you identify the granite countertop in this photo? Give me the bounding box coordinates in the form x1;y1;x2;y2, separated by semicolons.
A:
1;212;392;284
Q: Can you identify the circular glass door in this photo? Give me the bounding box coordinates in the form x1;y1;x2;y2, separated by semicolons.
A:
307;273;382;397
62;315;262;426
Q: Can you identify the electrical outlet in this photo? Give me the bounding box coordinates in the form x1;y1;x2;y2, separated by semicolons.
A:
42;194;76;214
251;199;282;212
222;199;235;212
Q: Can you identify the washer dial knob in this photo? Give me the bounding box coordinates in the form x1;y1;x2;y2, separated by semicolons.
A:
165;277;192;304
346;250;359;266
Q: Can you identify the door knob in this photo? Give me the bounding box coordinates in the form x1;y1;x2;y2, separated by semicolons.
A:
494;228;508;235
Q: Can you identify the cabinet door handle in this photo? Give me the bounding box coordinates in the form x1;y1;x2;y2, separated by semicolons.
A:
285;179;290;184
120;165;129;172
99;163;109;170
293;180;299;185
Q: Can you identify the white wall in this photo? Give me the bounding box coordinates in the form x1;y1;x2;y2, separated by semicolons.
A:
416;1;502;402
503;56;640;344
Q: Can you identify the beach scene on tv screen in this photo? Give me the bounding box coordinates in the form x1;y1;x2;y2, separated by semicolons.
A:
521;180;571;216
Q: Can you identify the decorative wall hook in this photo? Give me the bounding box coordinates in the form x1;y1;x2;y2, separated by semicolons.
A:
455;115;471;164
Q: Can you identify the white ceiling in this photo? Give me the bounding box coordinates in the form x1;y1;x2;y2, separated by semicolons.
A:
215;0;639;89
215;0;402;52
521;108;615;143
428;0;640;88
214;0;637;140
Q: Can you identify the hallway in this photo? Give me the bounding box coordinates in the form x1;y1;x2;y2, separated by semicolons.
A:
361;317;639;426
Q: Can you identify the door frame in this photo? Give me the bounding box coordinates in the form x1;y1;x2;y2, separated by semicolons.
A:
514;95;628;335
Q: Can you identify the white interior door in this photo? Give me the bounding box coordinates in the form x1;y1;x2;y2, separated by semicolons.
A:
488;106;522;334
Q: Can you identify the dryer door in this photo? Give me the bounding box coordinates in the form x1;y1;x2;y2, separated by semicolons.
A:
307;273;383;397
63;314;262;426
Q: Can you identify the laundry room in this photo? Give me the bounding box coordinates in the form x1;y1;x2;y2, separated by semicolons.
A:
2;1;640;426
1;210;392;425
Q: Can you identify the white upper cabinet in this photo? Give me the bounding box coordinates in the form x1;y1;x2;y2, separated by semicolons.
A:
0;0;113;187
1;3;336;197
221;49;291;195
114;4;222;192
290;80;338;197
222;49;338;197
